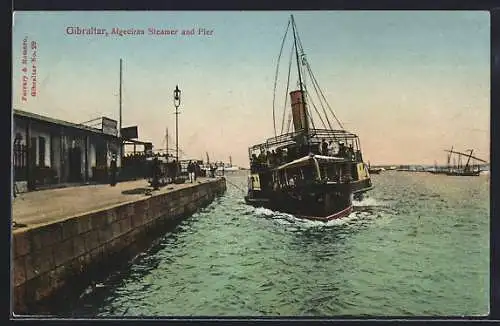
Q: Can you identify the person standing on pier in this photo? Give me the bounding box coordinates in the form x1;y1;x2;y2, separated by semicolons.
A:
187;161;195;183
194;161;200;181
169;160;176;182
151;156;160;190
110;155;117;186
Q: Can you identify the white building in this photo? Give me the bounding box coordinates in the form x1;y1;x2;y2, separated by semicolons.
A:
12;109;122;192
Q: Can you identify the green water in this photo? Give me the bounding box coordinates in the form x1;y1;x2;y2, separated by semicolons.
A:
70;171;489;317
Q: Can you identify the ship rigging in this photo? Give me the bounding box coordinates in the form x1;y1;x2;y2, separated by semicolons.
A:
244;15;373;221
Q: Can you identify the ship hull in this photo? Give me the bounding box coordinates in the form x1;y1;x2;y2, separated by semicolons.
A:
244;183;353;222
351;178;373;194
350;178;373;201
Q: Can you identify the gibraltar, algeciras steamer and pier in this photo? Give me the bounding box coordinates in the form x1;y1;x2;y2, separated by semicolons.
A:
13;12;489;317
65;26;214;36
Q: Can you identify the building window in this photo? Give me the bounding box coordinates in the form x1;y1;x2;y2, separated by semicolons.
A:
39;136;46;167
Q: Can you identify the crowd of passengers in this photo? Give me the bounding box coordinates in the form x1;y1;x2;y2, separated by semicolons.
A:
250;139;363;171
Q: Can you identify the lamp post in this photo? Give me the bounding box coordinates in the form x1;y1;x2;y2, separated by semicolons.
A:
173;85;181;166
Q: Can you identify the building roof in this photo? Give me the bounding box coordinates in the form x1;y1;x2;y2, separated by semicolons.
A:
13;109;116;137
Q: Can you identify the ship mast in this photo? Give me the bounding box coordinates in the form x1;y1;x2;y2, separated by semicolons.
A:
291;15;310;147
447;145;453;170
165;127;168;159
464;149;474;171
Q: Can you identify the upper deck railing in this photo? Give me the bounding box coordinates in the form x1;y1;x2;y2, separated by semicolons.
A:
249;129;359;152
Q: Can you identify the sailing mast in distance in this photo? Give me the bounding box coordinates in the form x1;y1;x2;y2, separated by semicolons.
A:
443;148;487;176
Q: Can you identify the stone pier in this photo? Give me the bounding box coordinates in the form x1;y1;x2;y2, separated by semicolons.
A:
11;177;226;314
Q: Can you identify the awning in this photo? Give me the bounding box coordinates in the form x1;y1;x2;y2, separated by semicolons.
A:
275;155;313;170
275;154;348;171
314;155;349;163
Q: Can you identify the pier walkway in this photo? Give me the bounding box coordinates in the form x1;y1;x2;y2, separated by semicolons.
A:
12;178;215;228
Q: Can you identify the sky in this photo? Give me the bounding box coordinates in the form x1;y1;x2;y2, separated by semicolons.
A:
12;11;490;167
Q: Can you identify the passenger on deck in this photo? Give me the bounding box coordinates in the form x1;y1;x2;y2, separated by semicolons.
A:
270;150;277;167
348;144;355;160
282;149;289;163
320;139;328;156
258;150;266;163
275;148;282;166
338;142;346;158
328;141;336;156
355;150;362;162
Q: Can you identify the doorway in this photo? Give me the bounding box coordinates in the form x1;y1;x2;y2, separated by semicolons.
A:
68;147;82;182
27;137;37;190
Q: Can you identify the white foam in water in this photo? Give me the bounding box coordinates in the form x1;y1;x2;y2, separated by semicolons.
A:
253;207;278;217
252;205;365;229
321;210;363;227
353;196;390;207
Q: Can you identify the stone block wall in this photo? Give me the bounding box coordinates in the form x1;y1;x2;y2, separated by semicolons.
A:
12;178;226;314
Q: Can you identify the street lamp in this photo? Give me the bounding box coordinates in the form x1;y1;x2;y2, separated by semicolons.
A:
173;85;181;166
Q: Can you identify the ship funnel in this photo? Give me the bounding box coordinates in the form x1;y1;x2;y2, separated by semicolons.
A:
290;90;307;131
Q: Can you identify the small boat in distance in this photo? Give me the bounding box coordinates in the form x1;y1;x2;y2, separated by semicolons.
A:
217;156;240;172
367;162;383;174
244;15;373;221
444;148;487;176
200;153;240;175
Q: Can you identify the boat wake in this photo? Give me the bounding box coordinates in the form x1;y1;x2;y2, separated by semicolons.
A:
247;194;397;230
251;206;376;229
